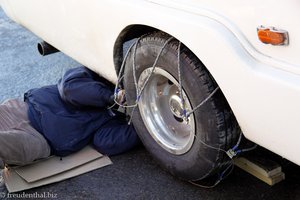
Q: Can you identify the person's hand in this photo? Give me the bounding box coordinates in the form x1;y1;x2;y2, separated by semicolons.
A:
116;89;126;105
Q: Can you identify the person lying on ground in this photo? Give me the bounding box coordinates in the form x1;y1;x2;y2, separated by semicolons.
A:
0;66;140;187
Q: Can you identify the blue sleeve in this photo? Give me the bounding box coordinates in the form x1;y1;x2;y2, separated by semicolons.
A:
57;66;114;108
93;114;141;156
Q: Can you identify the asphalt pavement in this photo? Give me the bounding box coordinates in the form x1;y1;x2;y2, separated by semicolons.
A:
1;7;300;200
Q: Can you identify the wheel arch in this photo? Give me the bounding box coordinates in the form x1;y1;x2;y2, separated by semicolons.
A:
113;24;215;83
112;19;249;90
112;21;248;132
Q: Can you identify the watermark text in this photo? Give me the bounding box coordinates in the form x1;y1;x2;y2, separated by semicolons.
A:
0;191;58;199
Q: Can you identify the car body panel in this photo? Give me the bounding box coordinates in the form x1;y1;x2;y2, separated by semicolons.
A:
1;0;300;165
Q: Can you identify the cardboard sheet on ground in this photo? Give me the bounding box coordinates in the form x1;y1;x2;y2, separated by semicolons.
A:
15;145;103;183
3;146;112;193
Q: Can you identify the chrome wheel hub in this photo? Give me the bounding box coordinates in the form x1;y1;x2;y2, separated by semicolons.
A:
169;95;184;119
137;67;195;155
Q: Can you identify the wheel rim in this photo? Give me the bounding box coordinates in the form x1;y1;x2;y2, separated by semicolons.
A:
138;67;195;155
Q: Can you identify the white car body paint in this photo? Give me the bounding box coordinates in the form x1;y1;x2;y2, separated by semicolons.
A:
1;0;300;165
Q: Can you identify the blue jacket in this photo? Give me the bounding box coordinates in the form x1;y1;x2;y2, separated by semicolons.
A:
25;67;140;156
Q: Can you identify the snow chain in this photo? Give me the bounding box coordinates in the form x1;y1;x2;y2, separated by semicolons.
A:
112;36;257;188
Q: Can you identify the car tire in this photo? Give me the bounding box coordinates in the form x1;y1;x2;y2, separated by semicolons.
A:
123;32;240;181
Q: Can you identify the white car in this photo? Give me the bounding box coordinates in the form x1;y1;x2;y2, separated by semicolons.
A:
1;0;300;182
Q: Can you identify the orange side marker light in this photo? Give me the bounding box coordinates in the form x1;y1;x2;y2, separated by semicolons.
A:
257;26;289;46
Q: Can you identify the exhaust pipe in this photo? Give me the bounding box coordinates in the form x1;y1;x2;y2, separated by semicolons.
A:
37;41;59;56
